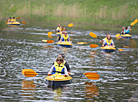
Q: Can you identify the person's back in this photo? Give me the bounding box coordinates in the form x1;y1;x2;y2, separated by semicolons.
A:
11;17;16;22
124;27;129;34
8;17;11;22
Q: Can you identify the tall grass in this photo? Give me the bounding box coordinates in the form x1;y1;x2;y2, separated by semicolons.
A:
0;0;138;27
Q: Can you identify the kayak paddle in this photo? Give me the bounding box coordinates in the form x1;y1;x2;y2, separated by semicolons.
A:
90;44;99;48
77;42;88;44
22;69;100;80
42;40;55;43
16;17;20;20
22;21;26;24
89;32;98;38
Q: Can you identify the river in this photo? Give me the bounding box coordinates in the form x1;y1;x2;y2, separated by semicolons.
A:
0;21;138;102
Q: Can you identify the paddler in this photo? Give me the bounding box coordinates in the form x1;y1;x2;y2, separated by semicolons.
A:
56;24;62;32
121;27;125;34
60;31;70;42
11;17;17;22
8;17;11;22
48;57;68;77
58;54;71;73
101;34;115;47
123;26;132;34
100;34;109;44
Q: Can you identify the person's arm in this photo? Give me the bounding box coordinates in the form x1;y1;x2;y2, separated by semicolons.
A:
102;40;106;47
64;66;68;76
60;36;63;42
48;65;54;75
111;40;115;47
65;62;70;72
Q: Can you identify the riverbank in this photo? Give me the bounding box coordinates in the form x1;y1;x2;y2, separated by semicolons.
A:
1;0;138;32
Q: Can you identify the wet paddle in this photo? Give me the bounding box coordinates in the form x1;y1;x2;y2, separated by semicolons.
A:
16;17;20;20
89;32;98;39
42;40;55;43
90;44;99;48
77;42;88;44
22;21;26;24
22;69;100;80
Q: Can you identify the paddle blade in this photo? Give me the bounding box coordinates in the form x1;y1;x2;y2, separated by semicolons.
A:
134;19;138;24
5;21;8;23
47;32;52;35
77;42;88;44
84;72;100;80
124;46;130;48
22;69;38;77
89;32;97;38
90;44;98;48
130;22;135;26
17;17;20;19
47;40;55;43
116;33;121;39
118;49;124;51
22;21;26;24
68;23;73;27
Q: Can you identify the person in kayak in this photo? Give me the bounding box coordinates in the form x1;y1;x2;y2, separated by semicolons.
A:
121;27;125;34
11;17;17;22
102;34;115;47
60;31;70;42
56;24;62;32
123;26;132;34
100;34;110;44
8;17;11;22
48;57;68;77
58;53;70;73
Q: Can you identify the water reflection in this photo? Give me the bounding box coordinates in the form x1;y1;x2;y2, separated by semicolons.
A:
53;87;63;101
42;45;54;49
85;82;99;101
21;80;36;101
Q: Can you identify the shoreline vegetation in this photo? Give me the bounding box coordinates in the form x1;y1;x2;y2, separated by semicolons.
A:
0;0;138;32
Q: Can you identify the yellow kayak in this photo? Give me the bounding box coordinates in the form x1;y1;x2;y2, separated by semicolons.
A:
56;41;73;48
101;46;116;53
6;21;20;25
121;34;131;38
45;74;72;88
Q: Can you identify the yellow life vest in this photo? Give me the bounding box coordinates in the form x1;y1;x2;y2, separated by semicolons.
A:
53;61;65;75
56;26;62;31
11;19;16;22
62;34;69;41
8;19;11;22
105;38;112;46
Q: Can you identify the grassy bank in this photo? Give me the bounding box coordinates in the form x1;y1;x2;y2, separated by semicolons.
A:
0;0;138;29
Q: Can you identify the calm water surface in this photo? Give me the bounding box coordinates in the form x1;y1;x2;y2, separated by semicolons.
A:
0;22;138;102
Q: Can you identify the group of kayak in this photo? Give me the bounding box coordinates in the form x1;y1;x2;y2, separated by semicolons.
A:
54;24;73;48
6;17;20;25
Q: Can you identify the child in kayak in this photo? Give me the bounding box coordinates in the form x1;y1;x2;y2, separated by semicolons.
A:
48;57;68;77
102;34;115;47
60;31;70;42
